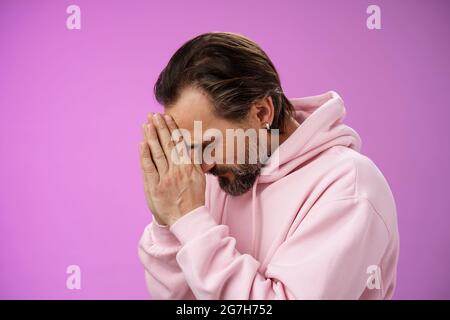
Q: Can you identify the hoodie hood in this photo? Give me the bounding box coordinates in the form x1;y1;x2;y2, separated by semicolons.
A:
249;90;362;257
258;90;362;183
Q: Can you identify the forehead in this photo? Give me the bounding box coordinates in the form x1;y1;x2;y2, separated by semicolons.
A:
164;87;217;133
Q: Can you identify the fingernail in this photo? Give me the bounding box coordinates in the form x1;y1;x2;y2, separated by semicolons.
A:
164;114;171;121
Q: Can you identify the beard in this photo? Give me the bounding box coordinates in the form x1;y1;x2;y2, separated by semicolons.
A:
208;162;264;196
206;133;272;196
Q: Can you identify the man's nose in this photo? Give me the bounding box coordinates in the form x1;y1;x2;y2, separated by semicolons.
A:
200;162;215;173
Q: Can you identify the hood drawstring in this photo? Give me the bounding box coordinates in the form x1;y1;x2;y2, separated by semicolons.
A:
250;175;260;259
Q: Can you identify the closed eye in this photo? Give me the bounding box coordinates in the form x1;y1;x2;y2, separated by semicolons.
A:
189;137;216;150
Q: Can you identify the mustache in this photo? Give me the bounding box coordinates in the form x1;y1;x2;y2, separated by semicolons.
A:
209;166;232;176
208;163;264;177
210;163;263;197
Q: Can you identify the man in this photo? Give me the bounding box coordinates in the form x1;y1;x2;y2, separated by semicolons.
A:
138;32;399;299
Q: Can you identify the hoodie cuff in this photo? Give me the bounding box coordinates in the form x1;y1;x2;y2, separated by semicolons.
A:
150;219;180;246
169;205;217;245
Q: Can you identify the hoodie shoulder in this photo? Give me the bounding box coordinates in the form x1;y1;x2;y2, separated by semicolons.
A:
349;150;398;237
313;146;397;237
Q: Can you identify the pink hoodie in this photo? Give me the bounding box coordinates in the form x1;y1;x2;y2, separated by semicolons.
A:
138;91;399;300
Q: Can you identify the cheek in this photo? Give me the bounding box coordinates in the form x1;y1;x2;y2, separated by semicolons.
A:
201;136;228;165
221;135;250;164
223;137;237;164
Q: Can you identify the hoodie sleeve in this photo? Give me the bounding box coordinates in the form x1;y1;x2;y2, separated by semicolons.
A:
137;219;194;299
137;175;218;300
169;197;390;300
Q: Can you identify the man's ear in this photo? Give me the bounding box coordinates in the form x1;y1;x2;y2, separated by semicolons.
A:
251;96;275;128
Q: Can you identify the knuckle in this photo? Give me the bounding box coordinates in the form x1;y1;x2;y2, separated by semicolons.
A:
153;150;165;159
141;157;152;167
164;140;175;150
147;127;157;137
143;163;154;173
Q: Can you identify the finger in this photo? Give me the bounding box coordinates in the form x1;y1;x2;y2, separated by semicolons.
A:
145;119;168;173
152;113;176;165
163;114;191;165
139;141;158;215
139;142;148;186
167;117;201;170
139;130;159;184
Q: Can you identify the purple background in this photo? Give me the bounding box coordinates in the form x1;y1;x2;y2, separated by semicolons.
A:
1;0;449;299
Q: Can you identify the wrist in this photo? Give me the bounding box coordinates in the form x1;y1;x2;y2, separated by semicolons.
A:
152;213;168;227
167;202;204;227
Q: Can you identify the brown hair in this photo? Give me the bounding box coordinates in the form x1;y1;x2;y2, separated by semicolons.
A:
154;32;295;133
